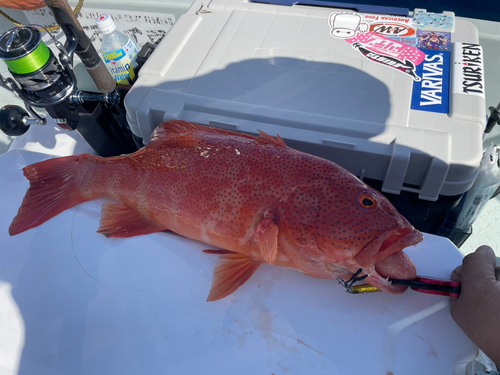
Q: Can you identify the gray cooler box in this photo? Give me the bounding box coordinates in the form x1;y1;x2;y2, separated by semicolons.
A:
124;0;486;245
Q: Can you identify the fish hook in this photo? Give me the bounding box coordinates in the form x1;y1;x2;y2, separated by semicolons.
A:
337;267;374;293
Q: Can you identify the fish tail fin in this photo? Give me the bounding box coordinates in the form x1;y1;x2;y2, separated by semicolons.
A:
9;155;93;236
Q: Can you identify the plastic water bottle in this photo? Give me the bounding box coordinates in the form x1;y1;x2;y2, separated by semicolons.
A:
96;14;139;84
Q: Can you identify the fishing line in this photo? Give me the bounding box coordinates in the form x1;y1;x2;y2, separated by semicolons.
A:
0;0;85;33
0;24;61;75
3;40;50;74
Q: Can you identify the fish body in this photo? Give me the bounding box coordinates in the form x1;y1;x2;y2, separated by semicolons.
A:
10;120;423;300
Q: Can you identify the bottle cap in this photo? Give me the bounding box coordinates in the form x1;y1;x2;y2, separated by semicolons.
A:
96;14;116;34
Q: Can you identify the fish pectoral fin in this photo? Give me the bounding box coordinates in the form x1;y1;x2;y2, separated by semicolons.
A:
97;202;167;238
207;254;262;302
255;217;279;263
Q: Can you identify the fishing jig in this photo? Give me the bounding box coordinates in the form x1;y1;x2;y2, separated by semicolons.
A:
337;268;373;292
338;274;462;298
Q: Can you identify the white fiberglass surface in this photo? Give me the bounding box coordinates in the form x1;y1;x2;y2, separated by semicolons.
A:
0;144;476;375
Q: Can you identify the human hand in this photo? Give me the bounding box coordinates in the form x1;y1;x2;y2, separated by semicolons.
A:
0;0;46;10
450;245;500;367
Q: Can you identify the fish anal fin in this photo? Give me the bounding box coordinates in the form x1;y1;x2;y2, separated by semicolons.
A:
255;217;279;263
257;130;287;146
97;202;167;238
207;254;262;301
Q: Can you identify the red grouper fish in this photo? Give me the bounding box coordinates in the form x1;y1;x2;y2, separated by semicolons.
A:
9;120;423;301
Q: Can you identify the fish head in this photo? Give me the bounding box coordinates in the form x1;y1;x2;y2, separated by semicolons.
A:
276;175;423;293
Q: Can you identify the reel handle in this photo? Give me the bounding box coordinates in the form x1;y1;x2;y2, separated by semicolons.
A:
0;106;31;136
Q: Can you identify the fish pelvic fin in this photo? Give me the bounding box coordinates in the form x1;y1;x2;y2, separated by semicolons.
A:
207;254;262;301
203;249;239;254
257;130;287;147
97;202;167;238
9;155;92;236
255;217;279;263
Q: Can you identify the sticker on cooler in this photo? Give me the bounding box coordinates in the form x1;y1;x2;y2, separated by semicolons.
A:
346;32;425;80
452;43;485;98
413;10;454;30
417;30;451;51
362;14;412;24
369;22;418;46
329;12;420;47
369;23;417;38
103;39;139;83
363;14;418;45
411;50;450;114
328;12;370;39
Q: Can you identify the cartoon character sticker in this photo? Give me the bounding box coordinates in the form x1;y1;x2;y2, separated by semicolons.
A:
328;12;369;39
417;30;451;51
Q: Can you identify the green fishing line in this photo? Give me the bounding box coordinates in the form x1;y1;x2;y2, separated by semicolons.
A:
4;40;50;75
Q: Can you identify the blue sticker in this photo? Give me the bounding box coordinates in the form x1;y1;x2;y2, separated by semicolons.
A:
411;50;450;114
413;11;454;29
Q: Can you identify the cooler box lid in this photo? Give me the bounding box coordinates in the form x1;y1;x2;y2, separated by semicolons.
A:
125;0;486;201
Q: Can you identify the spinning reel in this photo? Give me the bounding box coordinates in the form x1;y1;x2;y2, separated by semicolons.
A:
0;0;149;156
0;25;119;136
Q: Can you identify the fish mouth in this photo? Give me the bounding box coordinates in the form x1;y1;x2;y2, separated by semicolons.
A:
354;227;423;294
364;251;417;293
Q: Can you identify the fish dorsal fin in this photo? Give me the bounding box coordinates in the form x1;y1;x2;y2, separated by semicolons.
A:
258;130;287;146
149;120;205;145
207;254;262;301
255;217;279;263
97;202;167;238
150;120;287;148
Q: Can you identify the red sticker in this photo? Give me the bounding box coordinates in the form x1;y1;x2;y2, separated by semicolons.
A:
369;23;417;37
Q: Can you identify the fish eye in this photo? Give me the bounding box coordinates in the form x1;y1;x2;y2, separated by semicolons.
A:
357;190;378;210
